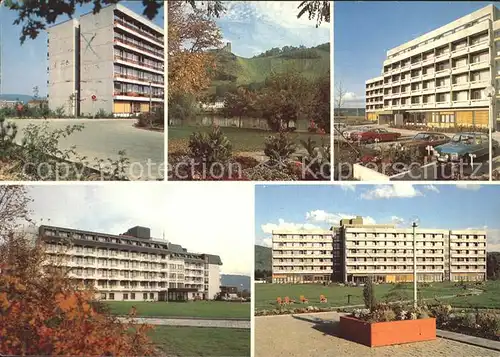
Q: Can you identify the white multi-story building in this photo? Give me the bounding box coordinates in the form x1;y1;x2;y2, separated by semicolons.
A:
365;76;384;122
271;229;335;283
366;5;500;129
39;225;222;301
48;4;164;117
271;216;487;284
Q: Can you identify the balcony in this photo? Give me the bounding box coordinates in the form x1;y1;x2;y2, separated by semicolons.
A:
435;52;451;62
410;62;421;70
452;100;472;108
421;57;434;66
422;87;434;94
470;60;490;71
114;56;164;74
114;37;163;61
435;85;450;93
469;40;490;54
411;89;422;95
114;91;164;102
410;75;422;82
470;79;490;89
421;72;434;80
435;68;451;77
451;46;468;58
391;80;401;86
452;82;470;90
422;102;435;107
436;101;450;108
400;64;411;73
470;98;490;106
400;77;411;84
114;19;164;47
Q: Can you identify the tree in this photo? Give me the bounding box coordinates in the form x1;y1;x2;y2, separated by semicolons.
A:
309;72;330;133
168;1;223;99
0;232;157;356
5;0;163;43
363;278;377;311
258;71;310;131
487;252;500;280
335;81;347;118
0;186;32;239
223;87;257;127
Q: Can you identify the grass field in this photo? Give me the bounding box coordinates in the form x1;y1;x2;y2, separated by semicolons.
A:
254;282;482;311
168;126;328;152
107;301;251;319
150;326;250;357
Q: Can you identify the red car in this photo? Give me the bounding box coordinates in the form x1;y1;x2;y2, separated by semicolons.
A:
351;128;401;143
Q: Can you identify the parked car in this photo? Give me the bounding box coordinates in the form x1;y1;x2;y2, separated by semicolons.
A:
351;128;401;143
404;132;450;154
342;126;371;139
434;132;490;163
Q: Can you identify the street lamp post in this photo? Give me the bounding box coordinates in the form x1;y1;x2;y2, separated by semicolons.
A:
149;81;152;114
486;86;495;180
412;221;418;309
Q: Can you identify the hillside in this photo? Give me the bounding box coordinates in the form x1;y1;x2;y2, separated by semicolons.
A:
0;94;33;103
208;43;330;96
221;274;251;291
255;245;272;271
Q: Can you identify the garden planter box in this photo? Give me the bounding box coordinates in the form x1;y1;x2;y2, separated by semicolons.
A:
339;315;436;347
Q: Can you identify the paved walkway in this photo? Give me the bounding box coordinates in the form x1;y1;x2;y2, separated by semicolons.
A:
119;317;250;329
255;312;499;357
8;118;164;180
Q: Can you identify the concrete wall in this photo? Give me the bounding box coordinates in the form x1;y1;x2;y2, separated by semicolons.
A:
48;19;79;115
79;5;115;115
207;264;221;300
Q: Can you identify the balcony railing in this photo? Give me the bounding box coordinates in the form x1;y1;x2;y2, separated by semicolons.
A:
114;91;164;98
115;55;164;72
114;72;164;85
114;19;163;45
114;37;163;58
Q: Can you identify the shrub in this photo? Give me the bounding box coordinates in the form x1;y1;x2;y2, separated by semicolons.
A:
243;165;298;181
264;130;296;164
136;107;164;129
476;311;500;338
0;116;18;160
233;155;259;170
299;137;330;180
363;279;377;311
188;126;232;168
370;309;396;323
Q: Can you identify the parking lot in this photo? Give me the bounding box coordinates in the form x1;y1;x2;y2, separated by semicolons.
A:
334;125;491;181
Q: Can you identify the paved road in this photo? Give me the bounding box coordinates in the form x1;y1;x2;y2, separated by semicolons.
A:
118;317;250;329
8;118;164;180
255;312;499;357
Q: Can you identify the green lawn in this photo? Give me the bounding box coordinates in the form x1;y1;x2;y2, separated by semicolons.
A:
446;281;500;309
255;282;472;312
107;301;250;319
168;125;329;152
149;326;250;357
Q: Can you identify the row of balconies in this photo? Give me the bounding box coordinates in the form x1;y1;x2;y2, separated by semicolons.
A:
113;91;164;98
114;36;163;60
384;82;490;99
273;269;333;274
384;62;490;87
385;98;490;110
50;249;188;263
347;252;444;257
272;254;334;259
346;268;445;274
114;18;164;47
384;40;490;75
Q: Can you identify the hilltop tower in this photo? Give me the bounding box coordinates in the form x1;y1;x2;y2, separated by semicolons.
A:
223;42;232;53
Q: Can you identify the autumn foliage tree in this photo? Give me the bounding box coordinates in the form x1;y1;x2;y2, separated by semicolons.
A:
168;0;223;99
0;232;157;356
223;87;258;127
0;185;32;238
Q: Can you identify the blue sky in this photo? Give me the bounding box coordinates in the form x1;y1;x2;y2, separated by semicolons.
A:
255;184;500;250
216;1;330;58
335;1;498;108
0;1;163;96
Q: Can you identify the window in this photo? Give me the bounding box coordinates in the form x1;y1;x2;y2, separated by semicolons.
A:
150;293;154;300
109;293;115;300
131;293;135;300
123;293;128;300
143;293;148;300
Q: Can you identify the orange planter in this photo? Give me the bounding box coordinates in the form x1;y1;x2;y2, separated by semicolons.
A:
339;315;436;347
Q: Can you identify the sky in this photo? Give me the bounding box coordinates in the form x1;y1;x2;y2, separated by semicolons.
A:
0;1;164;97
216;1;330;58
26;183;253;276
255;183;500;251
335;1;498;108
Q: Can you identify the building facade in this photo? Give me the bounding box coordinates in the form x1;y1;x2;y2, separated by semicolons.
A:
47;4;164;117
271;217;487;284
365;76;384;122
39;225;222;301
366;5;500;129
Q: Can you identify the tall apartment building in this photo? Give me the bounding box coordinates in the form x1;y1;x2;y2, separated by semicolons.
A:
366;5;500;129
47;4;164;117
38;225;222;301
271;217;487;284
271;229;336;283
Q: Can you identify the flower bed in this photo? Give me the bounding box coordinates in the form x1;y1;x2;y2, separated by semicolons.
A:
340;315;436;347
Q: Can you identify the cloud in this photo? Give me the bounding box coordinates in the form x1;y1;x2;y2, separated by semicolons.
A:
391;216;405;226
261;219;321;234
423;184;440;193
261;238;272;248
27;184;253;276
217;1;330;57
456;184;481;191
360;184;423;200
487;229;500;252
306;210;376;225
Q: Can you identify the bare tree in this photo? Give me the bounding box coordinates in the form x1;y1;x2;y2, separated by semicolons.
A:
0;186;32;239
335;81;347;118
